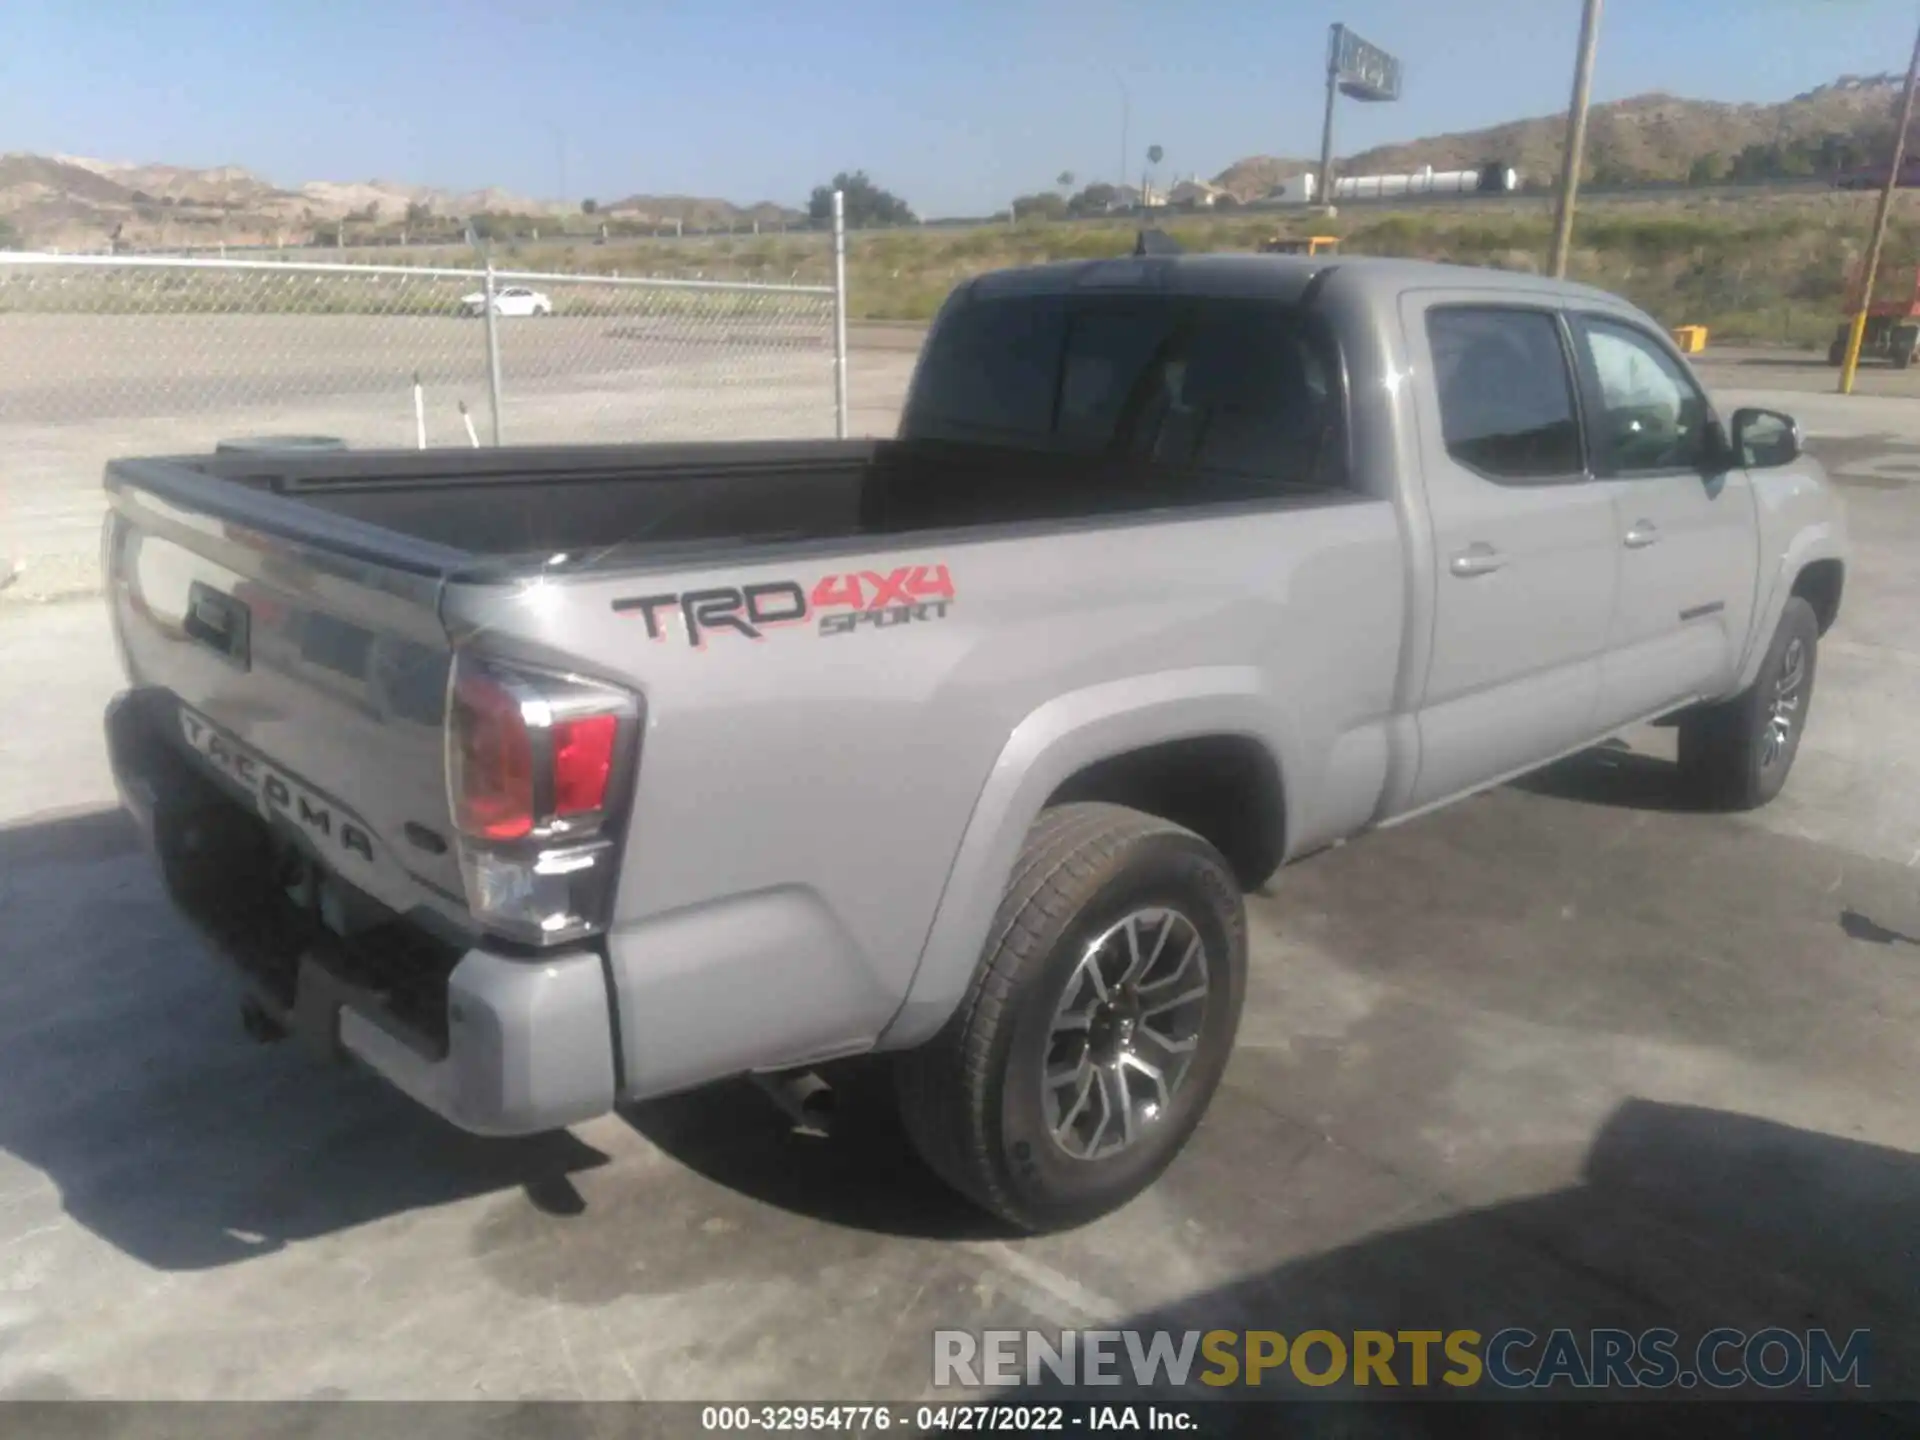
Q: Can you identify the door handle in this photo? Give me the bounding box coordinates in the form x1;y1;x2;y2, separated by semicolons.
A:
1449;544;1506;578
1624;520;1661;549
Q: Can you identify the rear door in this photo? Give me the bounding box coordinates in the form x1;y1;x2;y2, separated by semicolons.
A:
1400;296;1619;809
1570;313;1758;727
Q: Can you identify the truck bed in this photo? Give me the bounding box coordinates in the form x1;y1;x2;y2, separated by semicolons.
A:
132;438;1339;573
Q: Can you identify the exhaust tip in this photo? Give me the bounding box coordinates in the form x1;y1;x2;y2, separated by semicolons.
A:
240;998;289;1045
752;1070;836;1137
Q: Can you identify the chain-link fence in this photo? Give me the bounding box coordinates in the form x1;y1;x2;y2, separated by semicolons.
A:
0;249;845;597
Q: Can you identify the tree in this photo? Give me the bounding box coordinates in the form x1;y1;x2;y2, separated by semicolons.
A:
1145;145;1165;201
581;197;598;215
1687;153;1726;186
1728;141;1783;182
807;171;916;228
1067;181;1120;215
1056;170;1075;194
0;217;19;251
1011;191;1068;222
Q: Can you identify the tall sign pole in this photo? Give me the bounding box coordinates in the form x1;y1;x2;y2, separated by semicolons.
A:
1316;27;1340;208
1840;18;1920;395
1549;0;1604;278
1318;23;1403;210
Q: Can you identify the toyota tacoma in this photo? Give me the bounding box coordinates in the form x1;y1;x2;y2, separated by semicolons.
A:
103;250;1847;1230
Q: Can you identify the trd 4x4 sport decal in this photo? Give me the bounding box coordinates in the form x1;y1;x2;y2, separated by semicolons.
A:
612;563;956;649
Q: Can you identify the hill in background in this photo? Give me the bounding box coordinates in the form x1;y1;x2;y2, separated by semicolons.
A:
1212;73;1911;197
3;73;1915;250
0;154;803;251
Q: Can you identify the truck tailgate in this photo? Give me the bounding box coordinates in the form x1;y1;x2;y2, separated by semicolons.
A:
103;464;468;930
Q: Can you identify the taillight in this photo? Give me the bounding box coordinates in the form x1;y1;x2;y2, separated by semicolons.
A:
445;654;641;947
450;670;535;840
552;713;617;817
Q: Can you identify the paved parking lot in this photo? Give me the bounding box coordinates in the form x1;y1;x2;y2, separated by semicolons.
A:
0;315;914;600
0;349;1916;1411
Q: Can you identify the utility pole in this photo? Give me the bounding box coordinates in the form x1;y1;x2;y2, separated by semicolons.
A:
1840;18;1920;394
1549;0;1604;278
1115;73;1132;200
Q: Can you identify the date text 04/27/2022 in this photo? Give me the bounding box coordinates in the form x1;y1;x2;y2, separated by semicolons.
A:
698;1402;1196;1431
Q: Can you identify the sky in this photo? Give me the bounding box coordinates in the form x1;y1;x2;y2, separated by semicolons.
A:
2;0;1916;217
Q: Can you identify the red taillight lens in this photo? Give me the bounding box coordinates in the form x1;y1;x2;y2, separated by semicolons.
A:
450;670;534;840
552;713;617;816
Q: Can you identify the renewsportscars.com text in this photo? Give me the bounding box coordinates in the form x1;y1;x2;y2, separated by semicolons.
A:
933;1327;1871;1392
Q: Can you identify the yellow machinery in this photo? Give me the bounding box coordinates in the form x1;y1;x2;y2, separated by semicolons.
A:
1259;235;1340;257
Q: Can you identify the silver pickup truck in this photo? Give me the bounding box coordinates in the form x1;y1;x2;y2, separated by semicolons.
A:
103;252;1846;1231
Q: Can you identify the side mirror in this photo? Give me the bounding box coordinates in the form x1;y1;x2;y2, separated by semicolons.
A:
1730;407;1802;469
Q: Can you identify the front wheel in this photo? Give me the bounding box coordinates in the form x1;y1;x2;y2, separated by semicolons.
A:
1678;597;1819;810
893;803;1247;1232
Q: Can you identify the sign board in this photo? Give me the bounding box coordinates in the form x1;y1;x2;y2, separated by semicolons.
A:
1329;23;1402;103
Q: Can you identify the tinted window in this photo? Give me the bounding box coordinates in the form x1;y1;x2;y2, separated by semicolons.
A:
901;293;1343;493
1579;318;1711;474
1427;307;1583;481
901;296;1067;446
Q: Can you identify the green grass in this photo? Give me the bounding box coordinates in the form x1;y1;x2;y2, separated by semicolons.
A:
9;192;1920;346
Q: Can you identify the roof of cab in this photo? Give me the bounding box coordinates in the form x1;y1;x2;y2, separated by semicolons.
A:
957;251;1626;311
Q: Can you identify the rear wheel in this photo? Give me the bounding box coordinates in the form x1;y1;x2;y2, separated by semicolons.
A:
1678;597;1819;810
894;803;1247;1232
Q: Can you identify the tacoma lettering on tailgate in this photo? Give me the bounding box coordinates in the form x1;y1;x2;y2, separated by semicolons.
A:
613;563;955;649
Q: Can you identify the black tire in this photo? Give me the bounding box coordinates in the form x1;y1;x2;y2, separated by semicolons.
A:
894;802;1247;1232
1678;597;1819;811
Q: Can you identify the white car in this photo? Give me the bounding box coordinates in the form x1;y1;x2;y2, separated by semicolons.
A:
460;286;552;318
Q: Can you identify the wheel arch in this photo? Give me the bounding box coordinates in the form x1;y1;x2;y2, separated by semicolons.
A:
876;668;1291;1052
1733;519;1847;695
1791;557;1844;635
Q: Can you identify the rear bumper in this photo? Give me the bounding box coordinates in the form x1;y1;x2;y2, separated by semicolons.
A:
105;688;618;1136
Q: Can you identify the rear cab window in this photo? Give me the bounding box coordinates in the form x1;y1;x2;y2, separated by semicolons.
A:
898;288;1349;519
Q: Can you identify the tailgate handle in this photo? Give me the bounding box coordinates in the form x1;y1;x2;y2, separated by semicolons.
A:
184;582;251;669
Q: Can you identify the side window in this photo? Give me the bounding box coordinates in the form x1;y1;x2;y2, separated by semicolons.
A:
1578;318;1711;475
1427;307;1583;483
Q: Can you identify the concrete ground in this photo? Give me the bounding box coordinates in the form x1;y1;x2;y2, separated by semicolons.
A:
0;316;917;600
0;348;1916;1410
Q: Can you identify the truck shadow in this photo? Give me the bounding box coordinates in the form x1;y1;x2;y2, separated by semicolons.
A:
619;1059;1015;1242
974;1098;1918;1430
1509;742;1706;814
0;805;611;1272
